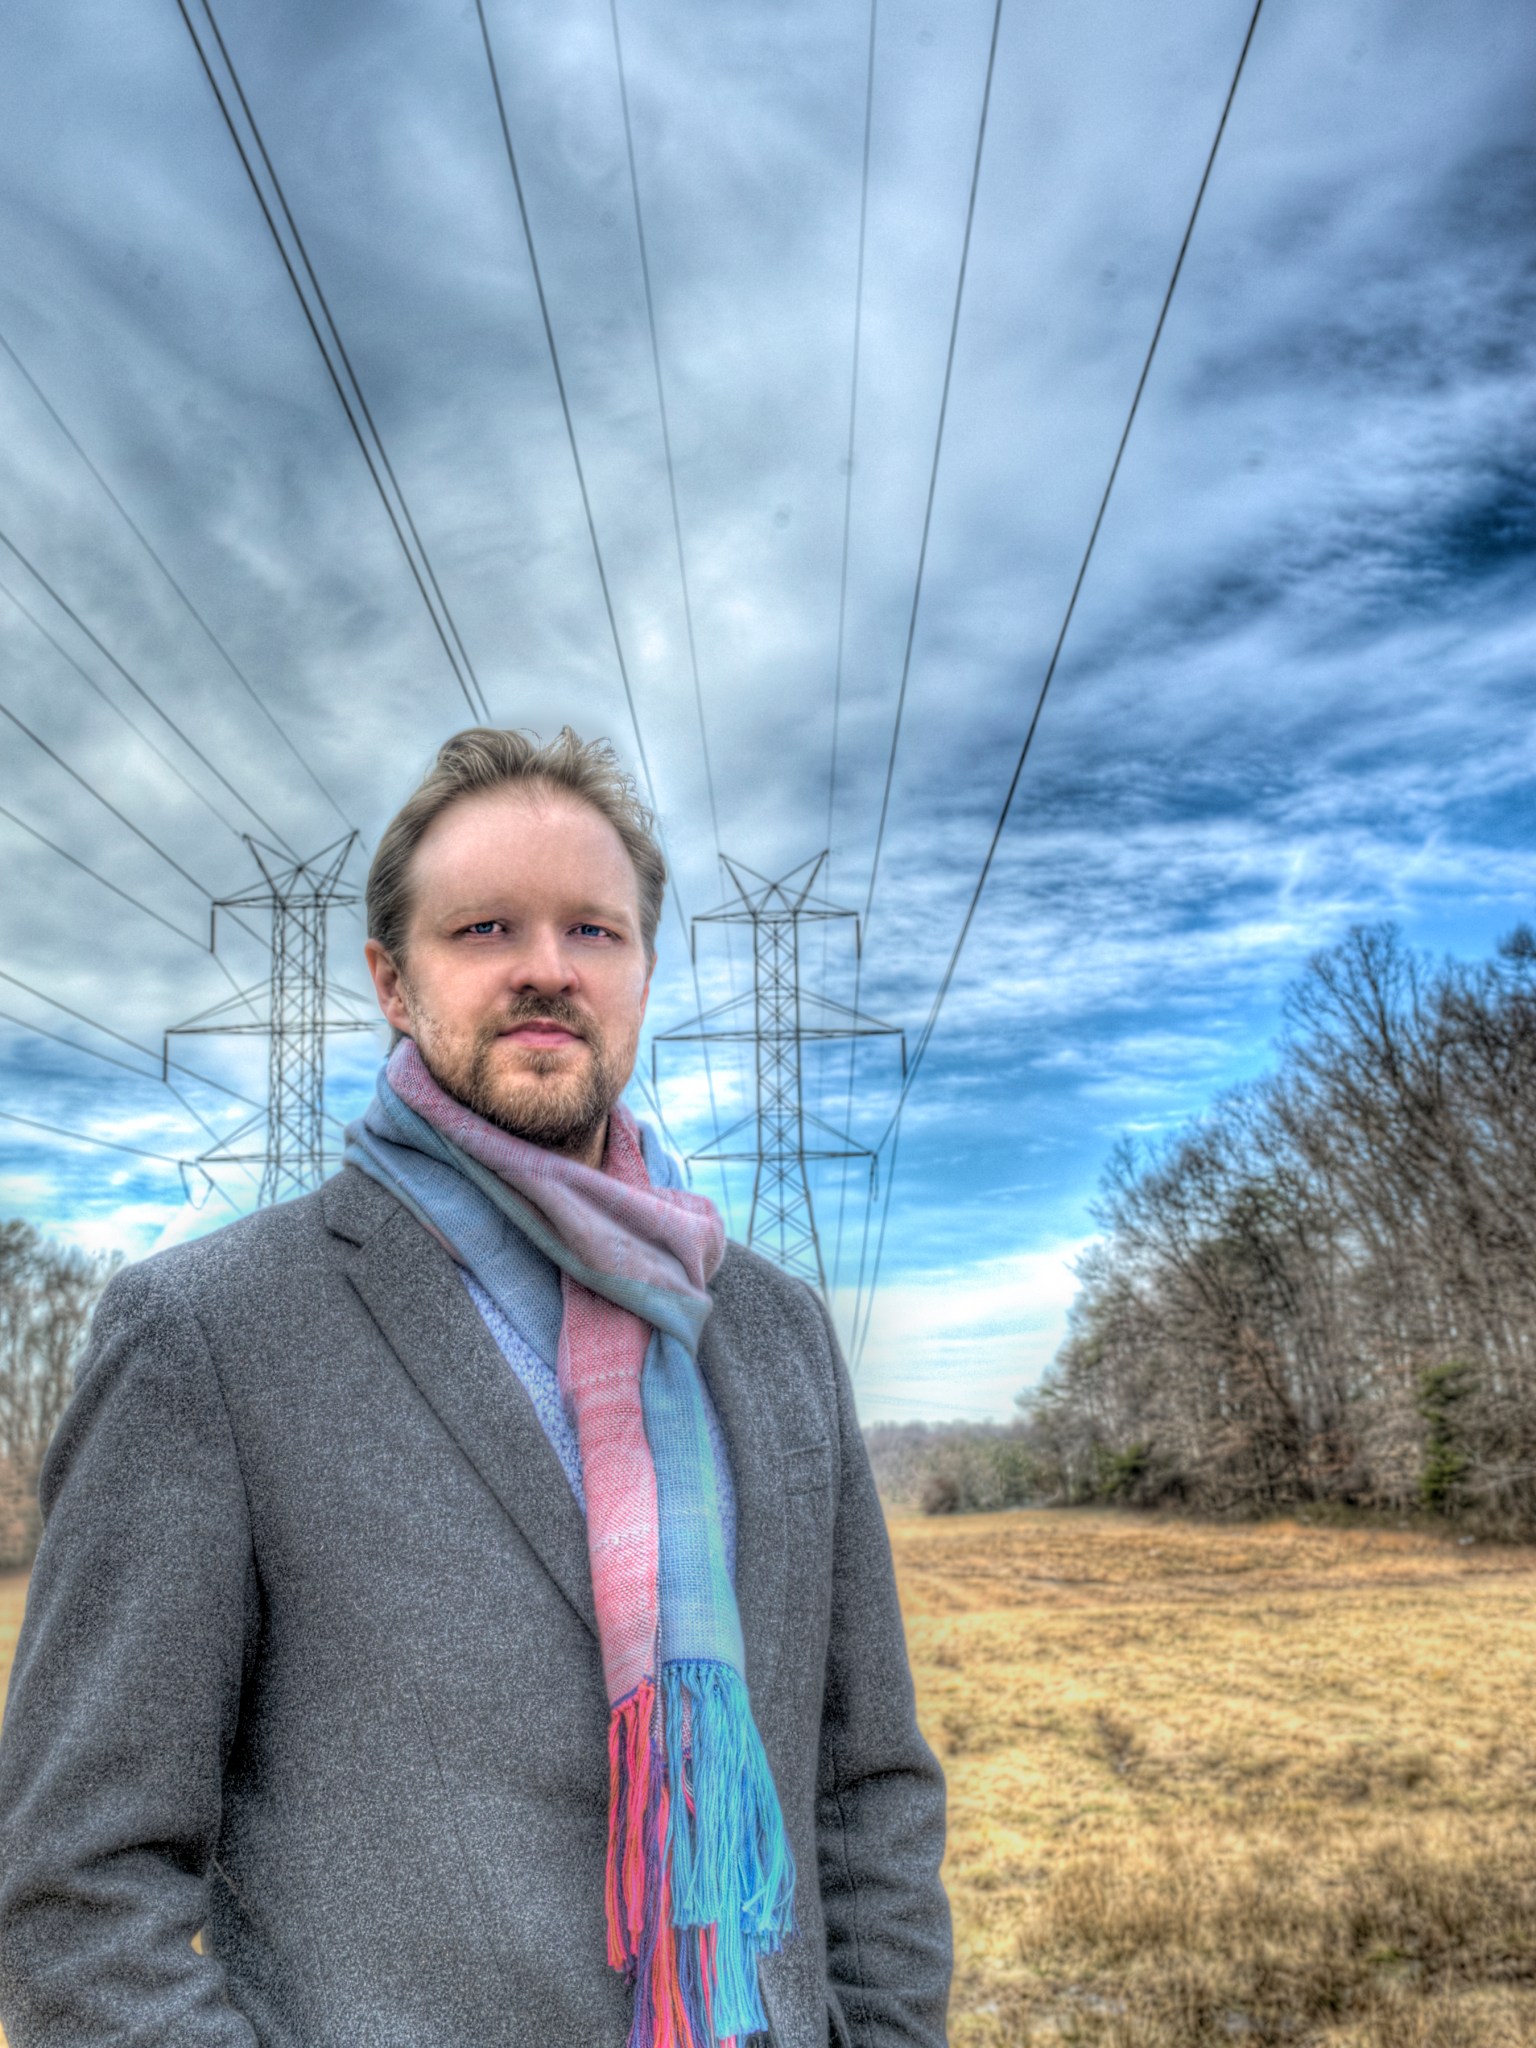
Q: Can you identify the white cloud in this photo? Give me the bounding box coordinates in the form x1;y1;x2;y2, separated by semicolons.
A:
0;0;1529;1319
58;1200;187;1261
842;1236;1095;1423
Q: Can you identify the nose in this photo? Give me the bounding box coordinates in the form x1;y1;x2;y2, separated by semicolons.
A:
511;921;576;996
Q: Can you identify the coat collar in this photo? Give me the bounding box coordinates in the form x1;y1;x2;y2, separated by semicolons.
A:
320;1169;787;1698
325;1167;598;1636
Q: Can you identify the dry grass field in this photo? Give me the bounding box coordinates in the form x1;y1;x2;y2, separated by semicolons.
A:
2;1517;1534;2045
890;1510;1536;2047
0;1573;23;2048
0;1577;22;1724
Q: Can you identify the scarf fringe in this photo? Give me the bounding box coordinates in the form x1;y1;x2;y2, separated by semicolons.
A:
607;1682;656;1973
607;1668;790;2044
663;1659;796;2041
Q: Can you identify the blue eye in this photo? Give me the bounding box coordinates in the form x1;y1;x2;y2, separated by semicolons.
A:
465;921;499;936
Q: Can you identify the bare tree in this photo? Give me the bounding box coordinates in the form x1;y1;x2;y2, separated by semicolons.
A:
1021;926;1536;1532
0;1222;117;1568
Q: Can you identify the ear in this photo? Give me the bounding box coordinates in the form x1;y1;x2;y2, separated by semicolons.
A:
364;938;414;1038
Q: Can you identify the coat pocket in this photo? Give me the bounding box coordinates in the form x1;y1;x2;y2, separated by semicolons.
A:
782;1440;833;1494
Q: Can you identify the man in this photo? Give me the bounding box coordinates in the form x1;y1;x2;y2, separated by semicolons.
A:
0;726;951;2048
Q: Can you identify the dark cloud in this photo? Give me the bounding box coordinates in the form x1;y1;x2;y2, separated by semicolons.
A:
0;0;1532;1416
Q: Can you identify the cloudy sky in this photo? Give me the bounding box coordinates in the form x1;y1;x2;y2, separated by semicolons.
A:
0;0;1531;1422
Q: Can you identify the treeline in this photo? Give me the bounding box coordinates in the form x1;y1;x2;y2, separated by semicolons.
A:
0;1222;115;1568
1024;923;1536;1531
863;1420;1038;1515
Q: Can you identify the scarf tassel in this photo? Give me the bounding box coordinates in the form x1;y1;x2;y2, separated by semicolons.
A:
606;1688;734;2048
606;1682;656;1973
607;1669;789;2045
663;1659;797;2042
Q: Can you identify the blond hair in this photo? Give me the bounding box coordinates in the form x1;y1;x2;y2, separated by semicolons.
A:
366;727;666;963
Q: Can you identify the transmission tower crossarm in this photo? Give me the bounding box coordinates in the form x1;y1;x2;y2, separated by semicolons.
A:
165;833;370;1205
651;852;903;1303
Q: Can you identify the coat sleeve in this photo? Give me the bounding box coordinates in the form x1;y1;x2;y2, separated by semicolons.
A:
0;1255;261;2047
811;1291;952;2048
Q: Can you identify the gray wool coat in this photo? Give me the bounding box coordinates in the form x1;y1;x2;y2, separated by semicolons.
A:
0;1165;951;2048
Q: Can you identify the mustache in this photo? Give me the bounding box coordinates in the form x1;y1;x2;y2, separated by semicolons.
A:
487;994;595;1042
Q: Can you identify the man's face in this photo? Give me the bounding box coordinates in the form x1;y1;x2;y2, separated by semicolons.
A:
364;785;653;1166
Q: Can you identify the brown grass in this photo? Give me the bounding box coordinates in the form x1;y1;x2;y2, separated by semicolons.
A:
0;1576;25;1713
890;1509;1536;2046
2;1520;1534;2045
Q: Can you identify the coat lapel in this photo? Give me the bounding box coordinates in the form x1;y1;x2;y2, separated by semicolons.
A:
322;1173;787;1692
696;1248;786;1702
325;1168;598;1638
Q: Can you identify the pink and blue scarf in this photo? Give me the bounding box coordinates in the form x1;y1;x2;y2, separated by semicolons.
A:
345;1042;795;2045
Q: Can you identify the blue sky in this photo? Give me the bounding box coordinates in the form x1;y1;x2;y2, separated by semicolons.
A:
0;0;1531;1422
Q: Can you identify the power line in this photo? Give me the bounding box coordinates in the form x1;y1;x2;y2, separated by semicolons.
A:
0;524;364;948
826;0;881;1300
0;324;360;840
174;0;490;723
0;568;269;853
0;797;204;948
0;685;272;1016
0;1106;190;1164
0;955;352;1161
877;0;1267;1151
0;1004;257;1180
0;965;265;1114
832;0;1000;1319
852;0;1268;1369
0;786;284;1010
0;680;270;961
0;1005;155;1085
607;0;722;855
825;0;879;867
0;525;301;855
475;0;735;1219
474;0;662;813
164;834;368;1203
629;1063;689;1182
164;1078;258;1179
653;854;903;1295
861;0;1004;931
851;1094;900;1369
0;1106;240;1213
0;689;224;903
195;0;490;723
604;0;744;1225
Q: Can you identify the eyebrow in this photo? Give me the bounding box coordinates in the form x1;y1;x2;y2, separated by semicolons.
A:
438;901;634;928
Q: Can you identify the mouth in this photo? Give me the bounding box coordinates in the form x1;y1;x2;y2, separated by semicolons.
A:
497;1019;588;1051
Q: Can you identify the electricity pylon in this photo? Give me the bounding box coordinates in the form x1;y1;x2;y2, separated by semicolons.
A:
164;834;375;1205
654;853;903;1294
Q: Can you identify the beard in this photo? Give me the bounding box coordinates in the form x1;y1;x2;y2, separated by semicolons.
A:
409;990;626;1158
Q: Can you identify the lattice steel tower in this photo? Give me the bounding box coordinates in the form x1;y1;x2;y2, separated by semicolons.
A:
654;854;903;1293
164;834;374;1204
